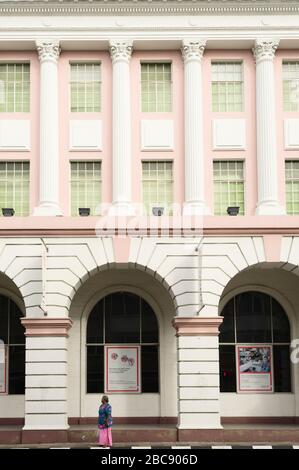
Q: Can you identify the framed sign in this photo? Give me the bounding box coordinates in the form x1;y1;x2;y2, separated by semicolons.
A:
0;341;7;394
236;345;273;393
105;345;141;393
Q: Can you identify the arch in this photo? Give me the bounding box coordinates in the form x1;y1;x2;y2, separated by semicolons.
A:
85;291;160;394
38;237;201;318
0;290;26;396
219;289;292;394
0;271;25;315
70;264;178;314
0;286;25;317
199;236;299;317
219;284;297;339
68;267;177;421
81;284;165;336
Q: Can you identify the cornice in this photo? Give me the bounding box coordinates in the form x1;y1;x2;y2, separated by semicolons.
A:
1;1;299;17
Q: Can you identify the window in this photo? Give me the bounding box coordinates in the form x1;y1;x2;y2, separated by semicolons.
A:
0;295;25;394
212;62;243;112
141;63;172;112
282;61;299;112
0;162;30;216
285;161;299;215
86;293;159;393
219;292;291;393
70;161;101;216
70;63;101;112
142;161;173;215
213;161;244;215
0;63;30;113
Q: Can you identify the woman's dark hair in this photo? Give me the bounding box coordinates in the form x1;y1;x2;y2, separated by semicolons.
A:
102;395;109;403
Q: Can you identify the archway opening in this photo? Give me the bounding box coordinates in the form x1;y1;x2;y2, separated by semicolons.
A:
218;264;299;422
220;291;291;395
86;291;159;395
68;267;177;423
0;292;25;395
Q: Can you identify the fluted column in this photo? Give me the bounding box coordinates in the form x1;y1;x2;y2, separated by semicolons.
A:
182;39;210;216
34;41;62;216
253;39;285;215
109;40;135;216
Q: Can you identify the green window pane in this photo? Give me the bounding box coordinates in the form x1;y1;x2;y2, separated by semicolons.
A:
0;162;29;216
141;62;172;112
70;63;101;112
213;161;244;215
70;162;102;216
0;64;30;113
142;161;173;215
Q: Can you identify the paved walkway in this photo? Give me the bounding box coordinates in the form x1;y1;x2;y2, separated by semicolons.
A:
0;444;299;449
2;424;299;446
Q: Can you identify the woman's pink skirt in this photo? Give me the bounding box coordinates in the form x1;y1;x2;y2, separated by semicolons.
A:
98;427;113;447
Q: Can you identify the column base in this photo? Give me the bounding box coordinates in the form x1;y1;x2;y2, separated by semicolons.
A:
109;202;135;216
255;202;286;216
183;202;211;216
33;203;63;217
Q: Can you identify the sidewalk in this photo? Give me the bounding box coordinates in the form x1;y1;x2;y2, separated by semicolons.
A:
1;424;299;446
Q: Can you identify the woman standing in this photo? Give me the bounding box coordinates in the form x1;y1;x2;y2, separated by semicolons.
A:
98;395;113;447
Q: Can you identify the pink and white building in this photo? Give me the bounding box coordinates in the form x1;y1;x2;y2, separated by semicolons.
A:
1;0;299;443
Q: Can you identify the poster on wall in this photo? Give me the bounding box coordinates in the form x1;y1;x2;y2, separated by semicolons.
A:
105;346;141;393
0;340;7;394
236;345;273;393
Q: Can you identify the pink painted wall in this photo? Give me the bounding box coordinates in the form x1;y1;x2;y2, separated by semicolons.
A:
0;51;39;214
275;50;299;209
1;48;299;230
58;51;112;215
203;50;257;216
131;51;184;210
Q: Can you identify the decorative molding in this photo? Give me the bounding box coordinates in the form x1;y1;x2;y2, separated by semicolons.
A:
252;39;279;63
36;40;60;63
284;119;299;149
212;119;246;150
2;227;299;237
1;2;299;17
109;40;133;64
0;120;30;151
69;120;102;150
21;318;73;337
181;39;206;63
172;317;223;336
141;120;174;151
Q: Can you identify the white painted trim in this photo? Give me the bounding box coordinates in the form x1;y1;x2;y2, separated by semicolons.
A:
212;119;246;151
284;119;299;150
69;120;103;151
141;120;174;152
219;283;297;333
1;1;299;17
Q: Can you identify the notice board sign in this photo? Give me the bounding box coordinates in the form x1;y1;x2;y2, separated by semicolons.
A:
105;345;141;393
237;345;273;393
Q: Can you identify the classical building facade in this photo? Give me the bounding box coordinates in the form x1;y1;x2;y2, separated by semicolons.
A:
1;0;299;442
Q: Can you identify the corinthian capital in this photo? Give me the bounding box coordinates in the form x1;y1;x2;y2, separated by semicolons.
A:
252;39;279;63
109;40;133;64
36;40;60;63
181;39;206;63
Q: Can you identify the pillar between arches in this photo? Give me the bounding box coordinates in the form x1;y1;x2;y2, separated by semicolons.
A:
172;316;223;431
21;318;73;433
